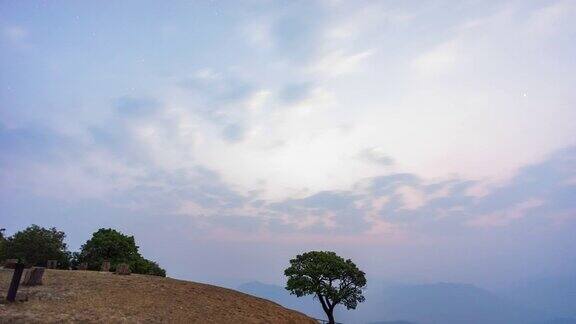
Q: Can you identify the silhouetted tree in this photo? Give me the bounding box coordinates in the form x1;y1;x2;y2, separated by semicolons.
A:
284;251;366;324
4;225;71;268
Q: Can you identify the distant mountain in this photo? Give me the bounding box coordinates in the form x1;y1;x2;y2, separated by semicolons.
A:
238;281;555;324
532;319;576;324
505;275;576;319
357;282;545;324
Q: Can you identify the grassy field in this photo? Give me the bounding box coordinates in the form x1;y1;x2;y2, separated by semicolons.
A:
0;268;314;323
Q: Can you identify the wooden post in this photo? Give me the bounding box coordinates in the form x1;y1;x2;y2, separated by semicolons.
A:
22;267;45;286
7;263;25;302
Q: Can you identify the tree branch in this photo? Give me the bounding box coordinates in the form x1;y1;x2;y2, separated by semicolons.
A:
317;293;330;314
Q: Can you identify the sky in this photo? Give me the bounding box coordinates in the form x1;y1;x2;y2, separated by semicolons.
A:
1;0;575;290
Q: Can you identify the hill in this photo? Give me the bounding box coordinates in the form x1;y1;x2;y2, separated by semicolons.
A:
239;281;325;319
0;269;315;323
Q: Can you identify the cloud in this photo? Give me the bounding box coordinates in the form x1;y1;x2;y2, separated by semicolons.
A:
3;26;28;43
396;185;427;210
222;123;245;143
308;49;374;77
269;2;327;62
466;198;545;228
178;69;255;120
1;1;575;286
527;1;576;36
361;147;394;166
278;82;315;105
115;96;160;116
411;41;458;76
244;19;274;50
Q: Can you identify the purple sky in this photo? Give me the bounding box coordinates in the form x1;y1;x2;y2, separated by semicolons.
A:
1;0;575;289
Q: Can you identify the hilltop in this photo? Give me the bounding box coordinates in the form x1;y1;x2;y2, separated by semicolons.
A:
0;269;315;323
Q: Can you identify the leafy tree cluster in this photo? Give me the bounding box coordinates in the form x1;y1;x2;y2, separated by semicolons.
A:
285;251;367;324
1;225;71;268
74;228;166;277
0;225;165;277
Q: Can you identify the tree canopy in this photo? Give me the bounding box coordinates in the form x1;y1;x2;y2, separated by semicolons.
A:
3;225;71;268
75;228;165;277
131;256;166;277
75;228;139;269
0;228;6;261
284;251;366;324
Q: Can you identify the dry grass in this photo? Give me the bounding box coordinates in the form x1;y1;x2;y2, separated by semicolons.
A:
0;268;315;323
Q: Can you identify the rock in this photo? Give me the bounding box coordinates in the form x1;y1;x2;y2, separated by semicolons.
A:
115;263;131;275
22;267;45;286
101;260;111;272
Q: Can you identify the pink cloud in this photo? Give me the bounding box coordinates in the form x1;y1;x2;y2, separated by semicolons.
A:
466;198;545;228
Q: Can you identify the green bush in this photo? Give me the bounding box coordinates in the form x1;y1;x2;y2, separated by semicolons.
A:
75;228;166;277
131;257;166;277
4;225;71;268
74;228;140;271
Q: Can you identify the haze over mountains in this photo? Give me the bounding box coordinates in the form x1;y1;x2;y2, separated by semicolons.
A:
238;276;576;324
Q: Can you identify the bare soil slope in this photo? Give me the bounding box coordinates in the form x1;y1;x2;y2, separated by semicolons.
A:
0;268;315;323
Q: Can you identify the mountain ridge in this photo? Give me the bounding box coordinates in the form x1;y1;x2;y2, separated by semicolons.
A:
238;279;573;324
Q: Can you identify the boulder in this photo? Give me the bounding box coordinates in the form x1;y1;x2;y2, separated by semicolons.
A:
22;267;45;286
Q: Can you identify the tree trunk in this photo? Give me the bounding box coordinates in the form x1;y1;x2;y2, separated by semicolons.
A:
22;267;45;286
317;293;336;324
326;310;335;324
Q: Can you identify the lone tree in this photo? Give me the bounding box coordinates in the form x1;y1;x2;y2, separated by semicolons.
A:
284;251;366;324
